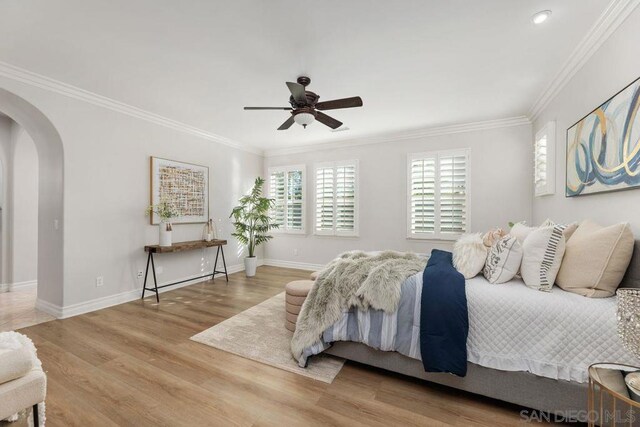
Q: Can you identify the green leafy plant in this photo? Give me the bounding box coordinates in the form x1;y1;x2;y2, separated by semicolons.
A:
229;177;279;257
146;200;179;222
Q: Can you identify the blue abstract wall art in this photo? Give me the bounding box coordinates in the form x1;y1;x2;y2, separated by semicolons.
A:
566;77;640;197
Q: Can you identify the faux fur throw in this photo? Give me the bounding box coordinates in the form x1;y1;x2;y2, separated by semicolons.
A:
291;250;427;361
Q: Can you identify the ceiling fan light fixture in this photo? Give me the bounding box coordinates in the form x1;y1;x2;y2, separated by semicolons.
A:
293;112;315;128
532;10;552;24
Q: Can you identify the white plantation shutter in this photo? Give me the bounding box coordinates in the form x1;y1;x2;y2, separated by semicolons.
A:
287;170;304;230
408;150;469;239
439;153;467;235
268;166;305;233
315;161;358;236
534;121;555;197
534;135;547;193
269;171;286;228
315;167;334;232
410;156;436;234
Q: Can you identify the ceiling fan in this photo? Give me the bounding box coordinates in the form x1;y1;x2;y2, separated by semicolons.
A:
244;76;363;130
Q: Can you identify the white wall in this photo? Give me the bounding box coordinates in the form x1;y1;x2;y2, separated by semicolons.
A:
533;7;640;235
0;77;264;313
11;126;38;286
264;124;533;266
0;115;10;287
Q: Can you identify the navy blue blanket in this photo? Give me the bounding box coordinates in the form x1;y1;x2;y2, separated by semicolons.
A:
420;249;468;376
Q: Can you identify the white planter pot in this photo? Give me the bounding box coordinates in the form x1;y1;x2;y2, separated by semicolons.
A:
159;222;172;247
244;256;257;277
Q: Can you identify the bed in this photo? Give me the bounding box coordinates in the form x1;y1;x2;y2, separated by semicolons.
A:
307;242;640;417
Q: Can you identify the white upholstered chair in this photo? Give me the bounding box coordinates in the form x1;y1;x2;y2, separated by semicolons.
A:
0;332;46;426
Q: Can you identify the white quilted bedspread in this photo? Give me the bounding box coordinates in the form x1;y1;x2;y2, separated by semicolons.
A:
466;276;637;383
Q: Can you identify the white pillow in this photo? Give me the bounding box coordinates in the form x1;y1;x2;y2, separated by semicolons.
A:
453;233;487;279
510;222;537;245
541;219;579;241
483;235;523;284
521;225;566;292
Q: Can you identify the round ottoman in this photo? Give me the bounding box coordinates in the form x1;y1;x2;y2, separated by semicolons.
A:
285;280;314;332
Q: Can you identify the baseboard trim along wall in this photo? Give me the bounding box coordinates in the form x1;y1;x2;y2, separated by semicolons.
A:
36;262;251;319
10;280;38;291
35;259;320;319
0;280;38;292
262;259;324;272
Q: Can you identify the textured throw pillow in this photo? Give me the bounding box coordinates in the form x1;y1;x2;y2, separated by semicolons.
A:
483;235;523;284
556;220;634;297
453;233;488;279
520;225;566;292
540;218;579;241
510;222;537;245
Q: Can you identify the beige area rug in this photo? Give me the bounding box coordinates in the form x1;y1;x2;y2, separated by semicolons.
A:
191;292;344;384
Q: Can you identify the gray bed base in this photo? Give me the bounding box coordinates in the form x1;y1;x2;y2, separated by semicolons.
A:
324;241;640;419
325;342;588;416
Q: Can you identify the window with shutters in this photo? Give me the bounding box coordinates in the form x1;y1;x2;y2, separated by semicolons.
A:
534;121;555;197
407;150;469;240
268;165;305;234
314;160;358;236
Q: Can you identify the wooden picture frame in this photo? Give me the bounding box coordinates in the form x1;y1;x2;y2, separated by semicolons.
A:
149;157;209;224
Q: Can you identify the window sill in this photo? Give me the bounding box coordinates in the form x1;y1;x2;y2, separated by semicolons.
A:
406;236;459;242
272;230;306;236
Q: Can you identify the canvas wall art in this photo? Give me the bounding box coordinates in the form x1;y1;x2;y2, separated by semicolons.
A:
566;76;640;197
150;157;209;224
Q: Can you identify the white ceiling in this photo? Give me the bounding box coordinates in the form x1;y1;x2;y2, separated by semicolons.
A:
0;0;611;151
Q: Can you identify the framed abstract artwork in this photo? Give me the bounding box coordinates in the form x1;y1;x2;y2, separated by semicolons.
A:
566;76;640;197
149;157;209;224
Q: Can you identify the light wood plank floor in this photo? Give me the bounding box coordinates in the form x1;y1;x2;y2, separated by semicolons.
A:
0;287;55;332
4;266;569;426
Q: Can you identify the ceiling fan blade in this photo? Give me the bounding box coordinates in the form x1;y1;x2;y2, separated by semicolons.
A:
277;115;295;130
316;96;363;111
286;82;308;105
244;107;292;110
316;111;343;129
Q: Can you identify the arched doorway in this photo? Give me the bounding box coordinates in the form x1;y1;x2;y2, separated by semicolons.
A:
0;88;64;313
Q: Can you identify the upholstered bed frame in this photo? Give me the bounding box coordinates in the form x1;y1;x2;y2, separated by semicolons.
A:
324;241;640;417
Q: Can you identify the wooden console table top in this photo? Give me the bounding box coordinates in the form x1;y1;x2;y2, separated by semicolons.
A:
144;239;227;254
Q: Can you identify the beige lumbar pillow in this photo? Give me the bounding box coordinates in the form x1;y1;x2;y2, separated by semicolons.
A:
521;225;566;292
453;233;488;279
556;220;634;297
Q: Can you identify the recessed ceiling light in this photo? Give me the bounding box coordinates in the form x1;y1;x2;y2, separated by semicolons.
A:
532;10;552;24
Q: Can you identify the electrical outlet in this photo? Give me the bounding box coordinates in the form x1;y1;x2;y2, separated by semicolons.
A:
156;266;163;274
137;270;144;279
96;276;104;287
293;249;299;256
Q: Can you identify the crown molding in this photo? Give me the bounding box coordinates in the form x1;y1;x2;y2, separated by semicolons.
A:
264;116;531;157
0;61;263;155
528;0;640;121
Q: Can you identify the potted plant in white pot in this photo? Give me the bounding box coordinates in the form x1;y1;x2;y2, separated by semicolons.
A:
146;200;179;247
229;177;278;277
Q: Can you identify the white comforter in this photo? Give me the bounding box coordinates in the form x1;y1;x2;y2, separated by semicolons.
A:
466;276;636;383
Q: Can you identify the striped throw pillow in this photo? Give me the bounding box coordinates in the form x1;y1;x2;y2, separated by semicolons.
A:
521;225;566;291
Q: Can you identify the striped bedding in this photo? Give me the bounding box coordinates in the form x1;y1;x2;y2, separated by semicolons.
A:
299;272;423;367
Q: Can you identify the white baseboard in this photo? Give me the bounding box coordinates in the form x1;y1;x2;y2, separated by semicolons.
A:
0;280;38;292
263;259;324;271
10;280;37;291
37;263;250;319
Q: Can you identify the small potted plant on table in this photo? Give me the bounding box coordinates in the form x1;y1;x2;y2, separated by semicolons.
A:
229;177;278;277
146;200;179;247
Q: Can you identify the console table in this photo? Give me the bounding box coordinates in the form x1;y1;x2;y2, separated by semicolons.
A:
141;239;228;302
